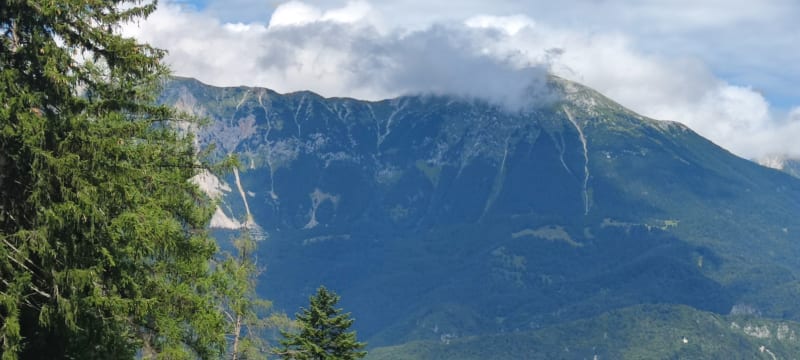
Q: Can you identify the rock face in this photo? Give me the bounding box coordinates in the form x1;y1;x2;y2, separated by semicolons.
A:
161;77;800;349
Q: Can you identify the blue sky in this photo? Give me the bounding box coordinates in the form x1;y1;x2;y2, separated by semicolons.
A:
127;0;800;159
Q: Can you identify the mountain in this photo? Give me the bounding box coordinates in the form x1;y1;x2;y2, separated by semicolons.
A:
160;76;800;357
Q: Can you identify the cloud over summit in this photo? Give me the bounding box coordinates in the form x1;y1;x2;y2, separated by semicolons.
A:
126;0;800;159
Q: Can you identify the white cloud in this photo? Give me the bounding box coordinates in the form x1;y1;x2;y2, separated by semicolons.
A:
266;0;374;27
128;2;551;109
126;1;800;159
268;1;321;27
320;1;372;23
464;15;536;36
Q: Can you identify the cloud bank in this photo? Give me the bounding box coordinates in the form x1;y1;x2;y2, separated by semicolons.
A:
125;0;800;159
128;1;551;110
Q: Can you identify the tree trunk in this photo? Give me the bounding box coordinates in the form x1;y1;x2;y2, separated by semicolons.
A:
231;314;242;360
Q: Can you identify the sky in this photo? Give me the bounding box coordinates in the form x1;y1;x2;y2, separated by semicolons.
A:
124;0;800;160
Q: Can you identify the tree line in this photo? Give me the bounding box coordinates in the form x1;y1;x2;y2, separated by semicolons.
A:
0;1;364;358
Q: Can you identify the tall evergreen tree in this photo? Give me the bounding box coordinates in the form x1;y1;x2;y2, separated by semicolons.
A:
1;1;226;358
277;286;366;360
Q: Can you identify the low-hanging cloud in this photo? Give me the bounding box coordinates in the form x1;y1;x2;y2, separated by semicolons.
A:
260;20;551;109
124;1;553;110
125;0;800;160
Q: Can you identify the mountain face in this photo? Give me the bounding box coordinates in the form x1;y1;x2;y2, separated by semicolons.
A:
161;77;800;356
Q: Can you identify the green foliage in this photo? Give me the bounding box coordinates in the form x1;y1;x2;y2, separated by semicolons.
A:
366;304;800;360
414;160;441;186
278;287;366;360
0;1;227;358
217;229;293;359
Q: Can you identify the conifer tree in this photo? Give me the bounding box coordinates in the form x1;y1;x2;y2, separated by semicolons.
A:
1;1;226;358
277;286;366;360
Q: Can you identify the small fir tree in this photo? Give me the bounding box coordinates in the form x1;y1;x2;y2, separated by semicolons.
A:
277;287;366;360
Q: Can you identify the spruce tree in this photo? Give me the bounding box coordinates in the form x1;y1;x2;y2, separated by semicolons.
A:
277;286;366;360
1;1;226;358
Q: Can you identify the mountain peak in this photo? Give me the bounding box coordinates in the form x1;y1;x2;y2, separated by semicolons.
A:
548;75;690;135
